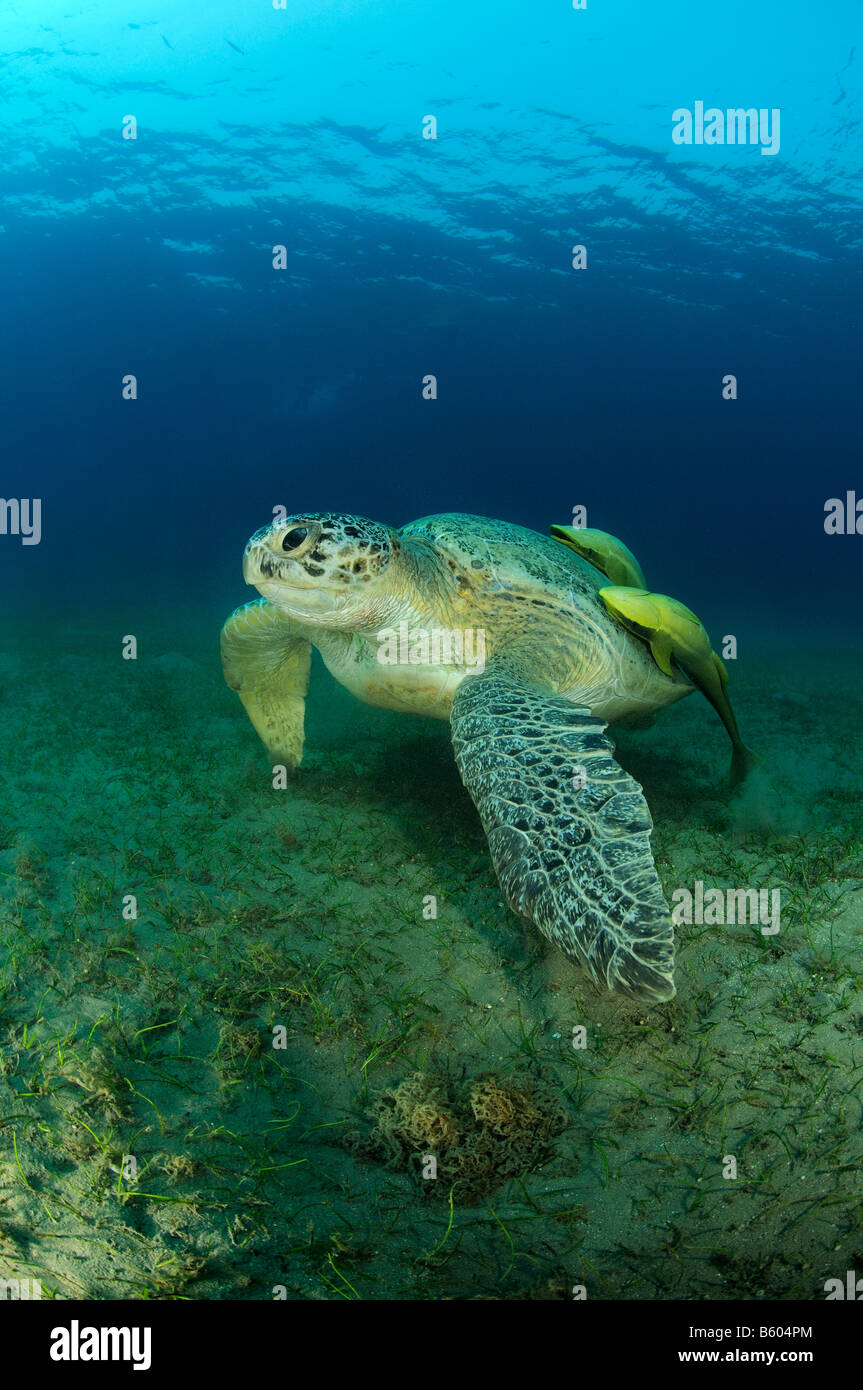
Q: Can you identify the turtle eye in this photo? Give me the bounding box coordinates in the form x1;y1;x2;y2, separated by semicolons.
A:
282;526;310;552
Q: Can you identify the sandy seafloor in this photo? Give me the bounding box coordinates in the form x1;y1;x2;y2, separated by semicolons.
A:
0;608;861;1302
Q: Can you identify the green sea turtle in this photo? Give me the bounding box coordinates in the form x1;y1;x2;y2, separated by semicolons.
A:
221;512;696;1002
599;586;759;787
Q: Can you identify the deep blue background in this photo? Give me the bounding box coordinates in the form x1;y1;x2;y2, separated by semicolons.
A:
0;0;859;635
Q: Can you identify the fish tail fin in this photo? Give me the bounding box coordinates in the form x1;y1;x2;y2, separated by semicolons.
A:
730;744;764;788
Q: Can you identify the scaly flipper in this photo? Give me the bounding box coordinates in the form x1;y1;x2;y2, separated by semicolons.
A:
449;665;675;1002
221;599;312;768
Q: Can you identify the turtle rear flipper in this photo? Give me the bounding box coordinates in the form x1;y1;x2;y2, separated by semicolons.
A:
221;599;312;768
450;665;675;1002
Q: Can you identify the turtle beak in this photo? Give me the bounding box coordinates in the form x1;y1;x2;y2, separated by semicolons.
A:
241;530;322;596
243;539;290;587
242;542;266;585
243;520;323;586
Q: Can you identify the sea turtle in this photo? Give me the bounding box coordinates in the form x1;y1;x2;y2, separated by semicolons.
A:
221;512;695;1002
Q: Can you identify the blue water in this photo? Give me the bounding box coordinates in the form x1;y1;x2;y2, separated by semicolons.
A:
0;0;859;627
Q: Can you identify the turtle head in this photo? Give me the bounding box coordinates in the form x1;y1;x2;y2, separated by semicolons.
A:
242;512;403;628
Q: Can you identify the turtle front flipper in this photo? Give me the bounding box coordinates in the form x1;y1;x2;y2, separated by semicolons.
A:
450;665;675;1002
221;599;312;768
